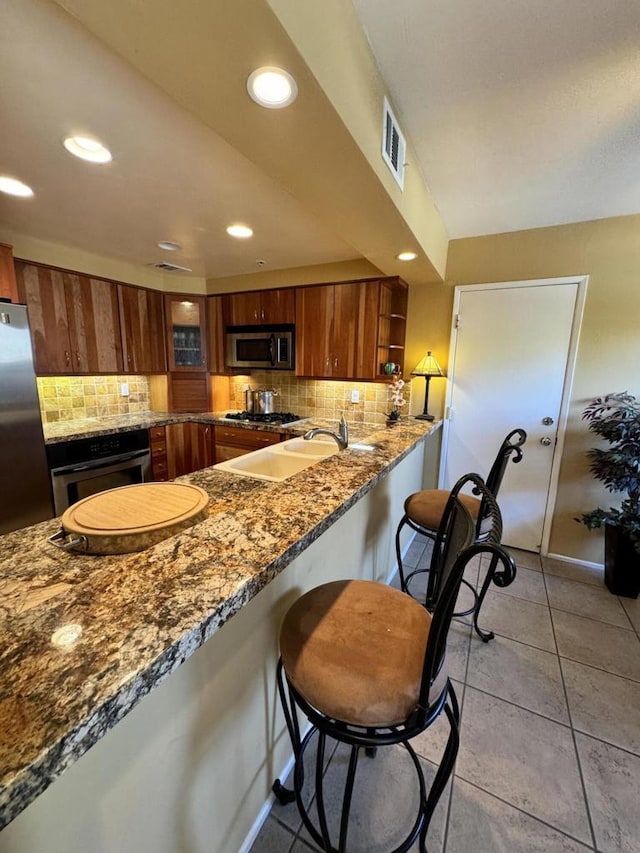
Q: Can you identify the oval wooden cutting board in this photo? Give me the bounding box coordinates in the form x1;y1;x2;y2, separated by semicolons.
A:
57;482;209;554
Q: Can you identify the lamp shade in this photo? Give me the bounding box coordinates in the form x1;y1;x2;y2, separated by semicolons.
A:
411;351;444;378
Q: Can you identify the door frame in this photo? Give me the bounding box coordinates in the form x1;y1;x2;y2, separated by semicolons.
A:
438;275;588;555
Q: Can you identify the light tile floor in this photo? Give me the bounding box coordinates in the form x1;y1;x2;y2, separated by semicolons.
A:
250;543;640;853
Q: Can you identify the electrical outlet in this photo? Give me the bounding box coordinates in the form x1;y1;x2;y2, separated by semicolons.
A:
351;390;360;403
120;382;129;397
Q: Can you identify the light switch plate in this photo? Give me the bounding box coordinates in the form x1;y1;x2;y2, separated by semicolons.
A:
351;390;360;403
121;382;130;397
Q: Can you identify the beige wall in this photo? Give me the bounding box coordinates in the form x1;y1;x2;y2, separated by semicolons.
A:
442;213;640;563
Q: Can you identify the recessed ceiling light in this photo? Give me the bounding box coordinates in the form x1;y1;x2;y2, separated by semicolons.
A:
247;66;298;109
397;251;418;262
0;176;34;197
63;135;112;163
157;241;181;251
226;224;253;239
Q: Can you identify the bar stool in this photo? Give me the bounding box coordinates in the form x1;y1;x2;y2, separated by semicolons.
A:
272;475;514;852
395;428;526;642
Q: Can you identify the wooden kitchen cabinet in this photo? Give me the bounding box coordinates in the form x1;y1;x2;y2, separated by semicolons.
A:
165;294;207;371
0;243;18;303
376;277;408;377
213;424;282;463
226;287;295;325
165;422;214;478
207;294;230;375
149;425;169;481
296;277;407;380
118;284;167;373
15;263;72;373
16;261;123;374
65;273;123;373
296;279;380;379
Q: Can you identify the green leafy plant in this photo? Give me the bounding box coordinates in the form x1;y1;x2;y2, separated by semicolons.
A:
577;392;640;554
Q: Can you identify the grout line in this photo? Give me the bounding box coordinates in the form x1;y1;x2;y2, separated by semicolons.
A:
546;602;634;632
543;571;599;852
557;650;640;686
618;598;640;638
463;682;572;730
450;774;595;851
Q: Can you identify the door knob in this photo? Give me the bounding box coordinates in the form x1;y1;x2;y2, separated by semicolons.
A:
540;436;552;446
542;416;554;426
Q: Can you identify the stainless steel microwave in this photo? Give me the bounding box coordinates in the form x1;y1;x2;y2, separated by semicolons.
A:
226;324;295;370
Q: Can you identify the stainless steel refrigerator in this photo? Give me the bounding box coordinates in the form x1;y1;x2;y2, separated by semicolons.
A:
0;301;54;533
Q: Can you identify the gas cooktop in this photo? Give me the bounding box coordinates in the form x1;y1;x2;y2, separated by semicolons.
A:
225;411;302;425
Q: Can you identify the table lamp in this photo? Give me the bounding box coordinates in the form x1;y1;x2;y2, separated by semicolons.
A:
411;351;445;421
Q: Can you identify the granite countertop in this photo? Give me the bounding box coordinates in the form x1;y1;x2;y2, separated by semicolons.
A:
0;418;440;828
42;411;311;444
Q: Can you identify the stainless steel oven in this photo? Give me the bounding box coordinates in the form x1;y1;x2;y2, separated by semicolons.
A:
226;324;295;370
47;429;151;516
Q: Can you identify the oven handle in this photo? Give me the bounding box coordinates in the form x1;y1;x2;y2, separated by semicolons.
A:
51;449;150;477
268;334;276;367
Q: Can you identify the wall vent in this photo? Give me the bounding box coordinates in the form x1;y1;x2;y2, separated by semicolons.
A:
149;262;193;273
382;97;406;191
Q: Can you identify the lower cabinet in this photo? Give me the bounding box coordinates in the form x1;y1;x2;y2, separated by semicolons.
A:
149;423;214;480
213;425;282;464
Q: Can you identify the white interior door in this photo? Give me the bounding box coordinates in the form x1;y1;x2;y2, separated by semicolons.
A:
440;279;585;552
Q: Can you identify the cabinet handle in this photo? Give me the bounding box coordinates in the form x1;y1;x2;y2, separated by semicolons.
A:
75;351;81;367
334;358;339;368
64;350;70;366
261;309;265;321
254;309;259;321
127;353;131;364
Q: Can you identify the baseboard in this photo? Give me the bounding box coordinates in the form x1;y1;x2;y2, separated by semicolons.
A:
385;530;417;585
545;552;604;571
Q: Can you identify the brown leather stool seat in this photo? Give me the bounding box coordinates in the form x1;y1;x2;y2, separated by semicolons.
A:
272;477;513;853
395;428;526;642
405;489;480;531
280;579;447;728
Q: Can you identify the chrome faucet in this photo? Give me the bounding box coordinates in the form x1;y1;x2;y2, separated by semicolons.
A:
304;413;349;450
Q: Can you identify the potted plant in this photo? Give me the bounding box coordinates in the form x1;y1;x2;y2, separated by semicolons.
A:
386;376;407;425
576;391;640;598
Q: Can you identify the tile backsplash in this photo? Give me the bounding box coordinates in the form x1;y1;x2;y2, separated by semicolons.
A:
37;376;150;423
229;372;411;425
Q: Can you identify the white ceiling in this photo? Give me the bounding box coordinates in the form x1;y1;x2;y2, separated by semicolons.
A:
0;0;357;279
352;0;640;238
3;1;640;283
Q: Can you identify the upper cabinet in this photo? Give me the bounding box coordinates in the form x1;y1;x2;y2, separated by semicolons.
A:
207;295;229;375
227;287;295;326
376;278;408;377
118;284;166;373
296;278;403;380
164;295;207;371
0;244;18;303
16;262;123;374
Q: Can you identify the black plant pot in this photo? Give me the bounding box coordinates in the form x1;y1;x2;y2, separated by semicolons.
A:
604;525;640;599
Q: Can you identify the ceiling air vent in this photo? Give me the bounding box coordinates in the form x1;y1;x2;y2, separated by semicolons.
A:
149;262;193;273
382;96;406;191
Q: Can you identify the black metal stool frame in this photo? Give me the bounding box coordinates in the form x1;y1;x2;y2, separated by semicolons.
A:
273;478;514;853
396;428;525;642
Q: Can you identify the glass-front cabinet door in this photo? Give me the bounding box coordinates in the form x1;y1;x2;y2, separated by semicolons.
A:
164;295;207;370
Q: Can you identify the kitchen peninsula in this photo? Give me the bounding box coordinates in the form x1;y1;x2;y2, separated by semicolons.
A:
0;418;440;853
